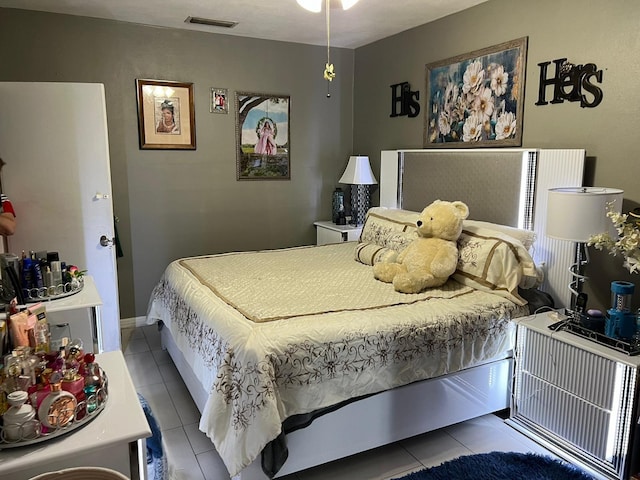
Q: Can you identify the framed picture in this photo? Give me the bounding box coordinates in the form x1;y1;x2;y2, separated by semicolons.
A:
424;37;528;148
210;87;228;114
136;79;196;150
235;92;290;180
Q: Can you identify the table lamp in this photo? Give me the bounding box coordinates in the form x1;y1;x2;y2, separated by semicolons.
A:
339;155;377;226
546;187;624;310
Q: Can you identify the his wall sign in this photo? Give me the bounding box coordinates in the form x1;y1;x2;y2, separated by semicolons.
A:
536;58;603;108
390;82;420;118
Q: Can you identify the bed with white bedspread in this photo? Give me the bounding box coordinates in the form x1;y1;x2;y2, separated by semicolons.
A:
146;148;586;479
147;241;528;476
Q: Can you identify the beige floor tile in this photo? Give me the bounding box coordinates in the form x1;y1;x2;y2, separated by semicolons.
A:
296;443;421;480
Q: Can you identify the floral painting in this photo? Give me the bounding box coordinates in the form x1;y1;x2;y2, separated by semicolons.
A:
424;37;528;148
235;92;290;180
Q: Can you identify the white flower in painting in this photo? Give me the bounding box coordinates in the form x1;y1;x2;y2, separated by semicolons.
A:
452;96;466;123
472;86;494;122
462;60;485;97
438;111;451;136
490;64;509;96
495;111;517;140
462;112;483;142
444;82;459;111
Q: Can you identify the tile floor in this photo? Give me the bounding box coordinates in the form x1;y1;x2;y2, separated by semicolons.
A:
122;325;558;480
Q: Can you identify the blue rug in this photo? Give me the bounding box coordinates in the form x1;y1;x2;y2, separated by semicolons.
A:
393;452;594;479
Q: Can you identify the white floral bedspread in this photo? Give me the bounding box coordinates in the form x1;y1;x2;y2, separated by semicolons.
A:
146;242;527;477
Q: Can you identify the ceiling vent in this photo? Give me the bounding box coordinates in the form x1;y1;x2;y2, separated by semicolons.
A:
185;16;238;28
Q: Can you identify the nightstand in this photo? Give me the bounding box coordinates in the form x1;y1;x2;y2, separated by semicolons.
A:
507;311;640;480
314;221;362;245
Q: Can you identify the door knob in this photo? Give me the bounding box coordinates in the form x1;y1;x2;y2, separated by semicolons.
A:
100;235;114;247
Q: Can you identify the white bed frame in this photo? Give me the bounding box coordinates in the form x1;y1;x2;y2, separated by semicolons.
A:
161;326;512;480
158;148;586;480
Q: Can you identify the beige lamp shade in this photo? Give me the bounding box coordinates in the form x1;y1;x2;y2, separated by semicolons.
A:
546;187;624;242
339;156;377;185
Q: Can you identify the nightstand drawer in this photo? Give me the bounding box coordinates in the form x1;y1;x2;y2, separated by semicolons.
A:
518;328;617;408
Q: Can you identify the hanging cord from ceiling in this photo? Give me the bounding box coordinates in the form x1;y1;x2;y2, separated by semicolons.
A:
323;0;336;97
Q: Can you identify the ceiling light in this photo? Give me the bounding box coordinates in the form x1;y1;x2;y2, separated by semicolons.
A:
296;0;360;12
341;0;359;9
296;0;322;12
297;0;360;95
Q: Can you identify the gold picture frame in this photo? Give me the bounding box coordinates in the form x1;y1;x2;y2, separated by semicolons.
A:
136;79;196;150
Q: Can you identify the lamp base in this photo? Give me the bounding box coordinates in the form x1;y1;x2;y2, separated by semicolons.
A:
568;242;589;311
349;184;371;226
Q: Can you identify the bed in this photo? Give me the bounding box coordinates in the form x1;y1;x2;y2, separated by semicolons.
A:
146;148;586;479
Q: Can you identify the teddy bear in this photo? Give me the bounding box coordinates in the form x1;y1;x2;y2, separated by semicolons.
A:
373;200;469;294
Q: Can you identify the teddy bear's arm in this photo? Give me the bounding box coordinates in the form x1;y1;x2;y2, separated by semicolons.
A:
396;244;409;263
429;242;459;278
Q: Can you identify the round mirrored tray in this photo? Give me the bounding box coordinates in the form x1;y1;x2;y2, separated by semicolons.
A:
22;277;85;303
0;369;108;449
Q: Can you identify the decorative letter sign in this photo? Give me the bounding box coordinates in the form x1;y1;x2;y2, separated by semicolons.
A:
390;82;420;118
536;58;603;108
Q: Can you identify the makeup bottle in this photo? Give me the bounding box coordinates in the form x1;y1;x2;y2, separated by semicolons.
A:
37;371;77;429
21;257;33;291
3;390;37;441
29;375;52;412
32;261;44;290
83;353;103;413
50;261;62;294
62;368;86;420
43;266;54;296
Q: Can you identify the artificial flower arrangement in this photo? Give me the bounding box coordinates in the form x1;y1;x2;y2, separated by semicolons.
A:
67;265;87;279
588;205;640;274
64;265;87;292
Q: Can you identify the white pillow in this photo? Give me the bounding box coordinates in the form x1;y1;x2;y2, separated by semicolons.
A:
454;225;539;306
463;219;536;251
355;208;419;265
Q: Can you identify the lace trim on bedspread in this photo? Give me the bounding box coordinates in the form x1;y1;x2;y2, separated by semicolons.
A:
150;278;228;369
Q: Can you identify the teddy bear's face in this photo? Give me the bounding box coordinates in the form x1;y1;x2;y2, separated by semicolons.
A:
416;200;469;241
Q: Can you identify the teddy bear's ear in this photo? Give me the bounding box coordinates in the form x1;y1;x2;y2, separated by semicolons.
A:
452;201;470;220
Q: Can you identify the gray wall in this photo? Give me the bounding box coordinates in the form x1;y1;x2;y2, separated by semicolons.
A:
3;0;638;317
353;0;640;312
0;8;354;318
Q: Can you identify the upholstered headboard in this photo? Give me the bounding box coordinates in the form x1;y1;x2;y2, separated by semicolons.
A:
379;148;586;309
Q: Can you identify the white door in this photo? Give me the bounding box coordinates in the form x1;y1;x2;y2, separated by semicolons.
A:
0;82;120;352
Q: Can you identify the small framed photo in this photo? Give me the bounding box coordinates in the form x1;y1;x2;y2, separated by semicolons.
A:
210;88;228;114
136;79;196;150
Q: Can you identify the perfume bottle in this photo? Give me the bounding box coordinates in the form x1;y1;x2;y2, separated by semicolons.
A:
83;353;103;413
3;390;38;441
62;368;86;420
37;371;77;429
